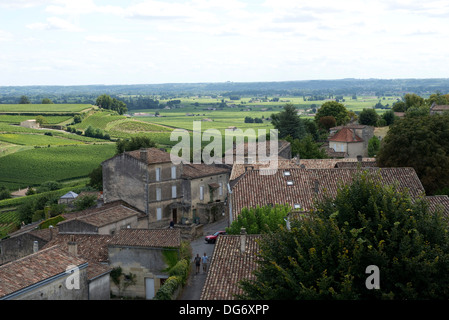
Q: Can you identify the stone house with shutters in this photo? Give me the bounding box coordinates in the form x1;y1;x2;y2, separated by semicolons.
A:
101;148;230;228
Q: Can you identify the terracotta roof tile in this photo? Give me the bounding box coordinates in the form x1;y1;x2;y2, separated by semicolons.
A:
182;163;230;179
230;158;376;180
200;234;261;300
59;203;141;229
0;246;87;298
109;228;181;248
426;195;449;217
42;234;112;263
231;167;425;220
328;127;363;143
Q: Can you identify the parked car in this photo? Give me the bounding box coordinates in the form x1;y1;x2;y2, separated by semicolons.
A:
205;231;226;244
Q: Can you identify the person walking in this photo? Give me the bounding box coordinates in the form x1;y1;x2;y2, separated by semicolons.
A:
202;252;209;273
194;254;201;275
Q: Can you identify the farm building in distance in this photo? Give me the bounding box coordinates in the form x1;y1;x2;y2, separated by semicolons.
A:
19;119;39;129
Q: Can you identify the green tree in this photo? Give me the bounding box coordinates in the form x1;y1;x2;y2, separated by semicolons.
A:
73;194;97;211
96;94;128;115
377;114;449;194
88;165;103;191
238;171;449;300
367;136;380;157
0;186;11;200
19;95;30;104
35;115;48;126
41;98;54;104
315;101;350;126
287;134;328;159
226;205;290;235
382;110;396;126
116;135;156;154
358;108;379;126
271;104;306;140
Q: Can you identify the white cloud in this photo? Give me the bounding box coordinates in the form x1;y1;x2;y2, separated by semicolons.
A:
85;35;129;44
0;30;13;42
26;17;84;32
45;0;123;16
0;0;52;9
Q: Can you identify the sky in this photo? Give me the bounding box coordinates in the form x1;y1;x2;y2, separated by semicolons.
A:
0;0;448;86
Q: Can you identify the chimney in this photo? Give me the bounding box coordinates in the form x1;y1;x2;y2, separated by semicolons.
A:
352;129;356;141
33;241;39;253
296;154;300;165
140;149;148;162
49;225;54;241
240;227;247;254
68;235;78;256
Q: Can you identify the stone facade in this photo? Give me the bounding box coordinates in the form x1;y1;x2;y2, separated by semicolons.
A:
102;148;230;228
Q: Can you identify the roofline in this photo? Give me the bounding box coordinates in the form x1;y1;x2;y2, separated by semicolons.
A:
0;262;89;300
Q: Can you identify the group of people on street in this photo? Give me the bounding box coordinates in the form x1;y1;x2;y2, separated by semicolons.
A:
194;253;208;274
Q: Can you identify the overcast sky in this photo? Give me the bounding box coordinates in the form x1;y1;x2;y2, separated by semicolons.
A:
0;0;448;86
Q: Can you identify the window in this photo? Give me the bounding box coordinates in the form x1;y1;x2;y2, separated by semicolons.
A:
172;185;177;198
171;166;176;179
284;170;291;176
219;182;223;196
157;208;162;220
200;186;204;200
287;181;294;186
294;204;301;210
156;168;161;181
156;188;161;201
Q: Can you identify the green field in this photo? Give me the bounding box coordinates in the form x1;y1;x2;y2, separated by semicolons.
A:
0;133;85;146
0;104;93;113
0;115;73;124
0;144;115;190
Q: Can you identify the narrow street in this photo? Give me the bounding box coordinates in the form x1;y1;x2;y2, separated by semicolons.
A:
178;217;229;300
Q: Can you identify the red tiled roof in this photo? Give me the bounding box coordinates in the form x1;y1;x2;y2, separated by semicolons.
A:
200;234;261;300
109;228;181;248
0;246;87;298
42;234;112;263
59;203;141;229
328;127;363;143
229;158;376;181
431;104;449;111
182;163;230;179
42;234;113;280
231;167;425;220
426;195;449;217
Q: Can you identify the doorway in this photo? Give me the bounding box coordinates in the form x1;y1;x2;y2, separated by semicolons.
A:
172;208;178;224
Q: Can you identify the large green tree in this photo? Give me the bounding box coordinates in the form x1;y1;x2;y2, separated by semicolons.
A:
315;101;350;126
238;172;449;300
115;135;156;154
358;108;379;126
96;94;128;115
271;104;306;140
377;114;449;194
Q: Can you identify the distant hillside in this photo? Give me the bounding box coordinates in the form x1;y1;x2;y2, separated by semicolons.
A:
1;78;449;103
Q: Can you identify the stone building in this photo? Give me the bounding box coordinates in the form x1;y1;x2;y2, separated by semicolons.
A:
0;246;89;300
107;228;181;299
102;148;230;228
